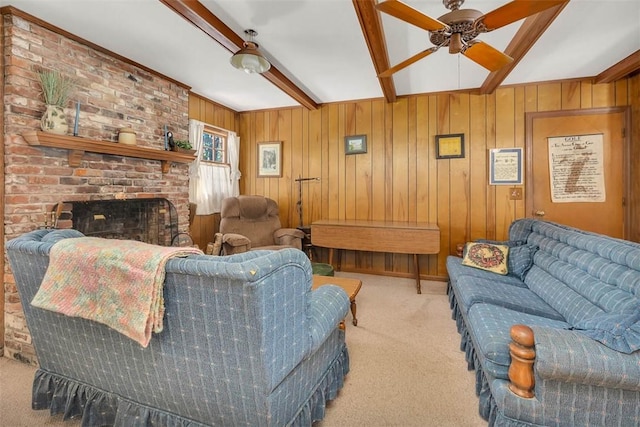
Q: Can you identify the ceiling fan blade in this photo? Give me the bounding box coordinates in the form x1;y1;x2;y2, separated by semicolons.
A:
379;48;438;77
463;42;513;72
480;0;566;31
376;0;447;32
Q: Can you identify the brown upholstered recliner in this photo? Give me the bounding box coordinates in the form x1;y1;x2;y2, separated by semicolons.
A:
219;195;305;255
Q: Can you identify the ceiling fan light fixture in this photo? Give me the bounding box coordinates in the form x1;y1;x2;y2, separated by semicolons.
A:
231;29;271;74
449;32;463;54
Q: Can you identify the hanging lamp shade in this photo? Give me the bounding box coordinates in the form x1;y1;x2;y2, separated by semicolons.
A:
231;30;271;74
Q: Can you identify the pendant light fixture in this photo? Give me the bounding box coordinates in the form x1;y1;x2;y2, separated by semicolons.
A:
230;29;271;74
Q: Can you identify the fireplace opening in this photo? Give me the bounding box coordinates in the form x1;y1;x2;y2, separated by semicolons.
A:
54;198;180;246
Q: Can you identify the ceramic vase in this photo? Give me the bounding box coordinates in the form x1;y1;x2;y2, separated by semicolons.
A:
40;105;68;135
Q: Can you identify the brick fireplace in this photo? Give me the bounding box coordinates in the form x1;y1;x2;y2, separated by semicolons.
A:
2;8;192;363
56;198;180;246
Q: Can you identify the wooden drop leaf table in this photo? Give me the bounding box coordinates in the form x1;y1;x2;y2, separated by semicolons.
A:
311;219;440;294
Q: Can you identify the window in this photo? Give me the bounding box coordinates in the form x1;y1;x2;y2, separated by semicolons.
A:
201;127;227;164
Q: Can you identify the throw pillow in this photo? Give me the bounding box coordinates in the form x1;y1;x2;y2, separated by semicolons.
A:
461;242;509;275
475;239;537;280
572;308;640;354
506;244;539;280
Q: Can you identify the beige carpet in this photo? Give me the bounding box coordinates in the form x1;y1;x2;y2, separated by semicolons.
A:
0;273;485;427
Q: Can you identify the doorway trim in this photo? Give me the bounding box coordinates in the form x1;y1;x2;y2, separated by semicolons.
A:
525;106;631;239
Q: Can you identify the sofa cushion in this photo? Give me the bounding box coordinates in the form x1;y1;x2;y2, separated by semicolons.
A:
573;307;640;354
453;276;564;321
41;229;85;243
462;242;509;275
447;256;527;288
467;304;570;379
526;253;635;325
520;220;640;328
476;239;526;247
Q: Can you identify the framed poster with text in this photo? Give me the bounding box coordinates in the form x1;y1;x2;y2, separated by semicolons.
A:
436;134;465;159
489;148;523;185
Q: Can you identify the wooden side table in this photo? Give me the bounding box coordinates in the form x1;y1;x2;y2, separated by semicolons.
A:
312;275;362;327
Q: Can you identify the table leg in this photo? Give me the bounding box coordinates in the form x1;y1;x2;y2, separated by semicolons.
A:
414;253;421;294
328;248;342;272
351;298;358;326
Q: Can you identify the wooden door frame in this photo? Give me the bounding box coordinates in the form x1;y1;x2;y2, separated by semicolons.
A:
525;106;631;239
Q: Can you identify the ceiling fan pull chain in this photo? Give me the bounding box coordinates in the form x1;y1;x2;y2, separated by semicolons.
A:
457;54;461;90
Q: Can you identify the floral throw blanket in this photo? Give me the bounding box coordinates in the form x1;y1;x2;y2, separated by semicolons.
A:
31;237;203;347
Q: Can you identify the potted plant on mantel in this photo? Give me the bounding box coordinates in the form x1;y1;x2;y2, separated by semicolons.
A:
172;139;196;155
37;69;75;135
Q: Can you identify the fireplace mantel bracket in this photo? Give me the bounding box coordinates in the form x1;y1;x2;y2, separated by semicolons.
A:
22;131;194;173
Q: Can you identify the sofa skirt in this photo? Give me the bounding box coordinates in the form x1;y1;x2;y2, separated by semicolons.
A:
31;344;350;427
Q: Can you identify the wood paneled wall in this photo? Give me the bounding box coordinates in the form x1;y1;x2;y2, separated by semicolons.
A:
235;76;638;280
188;76;638;281
188;93;238;250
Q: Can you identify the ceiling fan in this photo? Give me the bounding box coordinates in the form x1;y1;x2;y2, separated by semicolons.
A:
376;0;566;76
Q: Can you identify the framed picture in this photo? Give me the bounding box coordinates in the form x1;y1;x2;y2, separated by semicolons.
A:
345;134;367;155
435;134;465;159
257;141;282;177
489;147;523;185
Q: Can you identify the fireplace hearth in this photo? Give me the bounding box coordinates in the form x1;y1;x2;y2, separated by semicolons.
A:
54;198;179;246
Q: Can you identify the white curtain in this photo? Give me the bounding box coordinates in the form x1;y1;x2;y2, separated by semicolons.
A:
188;119;239;215
228;131;241;197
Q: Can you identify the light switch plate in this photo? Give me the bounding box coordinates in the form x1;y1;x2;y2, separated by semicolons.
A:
510;187;523;200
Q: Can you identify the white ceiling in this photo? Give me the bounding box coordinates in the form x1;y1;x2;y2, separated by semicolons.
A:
2;0;639;112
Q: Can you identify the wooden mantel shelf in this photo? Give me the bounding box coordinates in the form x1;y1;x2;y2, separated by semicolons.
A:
22;131;195;173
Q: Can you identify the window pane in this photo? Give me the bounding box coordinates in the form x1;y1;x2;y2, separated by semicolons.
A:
202;132;213;161
201;129;227;164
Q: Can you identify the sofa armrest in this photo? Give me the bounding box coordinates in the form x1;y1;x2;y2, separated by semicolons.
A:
308;285;350;352
530;326;640;391
222;233;251;255
274;228;305;250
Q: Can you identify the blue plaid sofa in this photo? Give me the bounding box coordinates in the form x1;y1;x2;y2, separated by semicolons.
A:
7;229;350;426
447;219;640;426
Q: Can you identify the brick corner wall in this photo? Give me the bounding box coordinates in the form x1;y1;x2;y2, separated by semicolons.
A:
3;10;191;364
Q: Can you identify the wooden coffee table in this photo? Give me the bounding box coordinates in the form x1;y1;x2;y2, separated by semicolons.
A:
312;275;362;327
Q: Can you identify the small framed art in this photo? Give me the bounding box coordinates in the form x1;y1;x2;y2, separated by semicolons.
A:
345;135;367;155
489;147;523;185
257;141;282;178
436;134;465;159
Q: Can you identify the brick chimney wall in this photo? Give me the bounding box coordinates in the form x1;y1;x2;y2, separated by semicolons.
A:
3;10;191;364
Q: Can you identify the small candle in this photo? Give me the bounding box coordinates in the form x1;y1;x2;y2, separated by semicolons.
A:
73;101;80;136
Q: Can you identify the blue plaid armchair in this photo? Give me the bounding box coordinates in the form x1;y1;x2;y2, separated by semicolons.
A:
7;229;350;426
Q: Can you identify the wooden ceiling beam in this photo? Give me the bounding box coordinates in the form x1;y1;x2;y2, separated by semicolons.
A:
594;50;640;84
160;0;318;110
480;1;569;95
352;0;397;103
